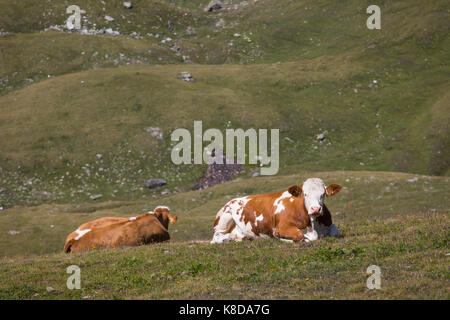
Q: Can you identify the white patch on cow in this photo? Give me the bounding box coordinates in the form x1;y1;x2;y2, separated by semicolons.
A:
303;227;318;242
302;217;318;242
155;206;170;211
129;217;136;221
273;191;291;214
211;196;255;243
74;228;91;240
148;211;155;215
302;178;326;215
290;198;294;202
255;214;264;223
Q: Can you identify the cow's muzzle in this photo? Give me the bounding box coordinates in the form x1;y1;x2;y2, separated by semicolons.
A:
309;206;323;216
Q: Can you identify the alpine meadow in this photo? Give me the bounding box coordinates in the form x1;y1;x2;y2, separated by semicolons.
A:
0;0;448;300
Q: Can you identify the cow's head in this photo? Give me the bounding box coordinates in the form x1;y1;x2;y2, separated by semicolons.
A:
153;206;178;229
290;178;342;217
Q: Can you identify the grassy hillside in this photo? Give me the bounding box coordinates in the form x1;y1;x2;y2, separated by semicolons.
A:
0;0;448;300
0;170;448;256
0;171;448;299
0;213;448;299
0;60;448;207
0;0;448;209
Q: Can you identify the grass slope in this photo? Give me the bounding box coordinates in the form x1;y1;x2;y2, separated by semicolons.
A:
0;0;448;300
0;171;448;299
0;171;448;257
0;212;447;299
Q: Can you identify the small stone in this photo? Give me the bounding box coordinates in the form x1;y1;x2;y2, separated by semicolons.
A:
46;287;54;292
204;0;223;12
316;133;326;141
407;177;418;183
143;179;167;189
90;194;103;200
167;21;174;31
123;2;132;9
96;153;103;160
105;15;115;22
8;230;20;235
161;189;170;195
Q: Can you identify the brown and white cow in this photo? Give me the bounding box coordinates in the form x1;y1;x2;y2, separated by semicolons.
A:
64;206;178;253
211;178;342;243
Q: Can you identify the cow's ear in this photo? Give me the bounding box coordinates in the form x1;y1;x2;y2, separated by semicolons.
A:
326;184;342;197
288;185;302;197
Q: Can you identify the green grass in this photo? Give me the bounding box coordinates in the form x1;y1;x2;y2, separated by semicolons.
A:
0;0;448;299
0;170;448;257
0;210;448;299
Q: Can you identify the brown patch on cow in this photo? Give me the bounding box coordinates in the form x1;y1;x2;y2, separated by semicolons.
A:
213;216;220;228
224;219;236;234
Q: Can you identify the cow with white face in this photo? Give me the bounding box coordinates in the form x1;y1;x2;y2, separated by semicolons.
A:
301;178;342;240
211;177;343;244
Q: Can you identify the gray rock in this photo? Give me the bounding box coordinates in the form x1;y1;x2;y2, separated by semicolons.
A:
90;194;103;200
204;0;224;12
46;287;54;292
167;21;174;31
143;179;167;189
105;15;115;22
123;2;132;9
407;177;418;183
317;133;326;141
161;189;170;195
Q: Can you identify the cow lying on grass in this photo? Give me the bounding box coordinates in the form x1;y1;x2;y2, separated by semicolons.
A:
211;178;342;243
64;206;178;253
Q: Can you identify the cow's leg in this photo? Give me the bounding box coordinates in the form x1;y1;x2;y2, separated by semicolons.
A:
303;226;318;242
274;225;305;242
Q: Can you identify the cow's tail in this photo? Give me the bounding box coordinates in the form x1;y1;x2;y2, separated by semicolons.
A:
211;207;235;244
